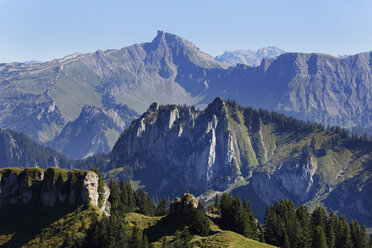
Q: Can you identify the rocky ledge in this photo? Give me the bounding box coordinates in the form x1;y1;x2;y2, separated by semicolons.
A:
0;168;110;212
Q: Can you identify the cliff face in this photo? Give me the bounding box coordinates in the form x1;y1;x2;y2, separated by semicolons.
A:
0;168;109;211
109;98;372;226
111;97;243;194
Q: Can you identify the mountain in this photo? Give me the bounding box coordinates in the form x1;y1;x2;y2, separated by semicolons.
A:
0;128;109;170
49;104;138;159
107;98;372;226
215;46;285;67
1;31;371;160
0;30;226;157
0;128;72;169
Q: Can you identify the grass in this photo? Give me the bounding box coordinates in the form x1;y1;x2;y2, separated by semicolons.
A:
190;231;276;248
0;203;99;248
125;212;277;248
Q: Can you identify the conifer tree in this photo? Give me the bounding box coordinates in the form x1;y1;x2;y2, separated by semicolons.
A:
214;194;220;211
312;225;328;248
326;211;338;248
190;202;210;236
220;193;233;229
243;199;258;240
311;206;328;232
296;205;312;248
335;215;353;248
264;205;281;246
156;198;169;216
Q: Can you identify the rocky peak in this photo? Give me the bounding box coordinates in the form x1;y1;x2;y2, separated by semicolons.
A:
205;97;227;116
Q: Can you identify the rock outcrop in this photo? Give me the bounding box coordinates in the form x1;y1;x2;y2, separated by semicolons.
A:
0;168;110;212
169;193;198;216
111;97;244;194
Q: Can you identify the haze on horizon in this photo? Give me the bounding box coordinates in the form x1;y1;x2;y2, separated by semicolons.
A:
0;0;371;63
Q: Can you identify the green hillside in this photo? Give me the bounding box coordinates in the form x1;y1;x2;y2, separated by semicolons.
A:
125;213;276;248
0;204;98;248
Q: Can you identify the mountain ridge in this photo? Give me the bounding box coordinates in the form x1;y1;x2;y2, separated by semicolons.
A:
107;97;372;226
1;30;371;159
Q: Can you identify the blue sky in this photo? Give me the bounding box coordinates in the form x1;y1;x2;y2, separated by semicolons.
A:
0;0;371;62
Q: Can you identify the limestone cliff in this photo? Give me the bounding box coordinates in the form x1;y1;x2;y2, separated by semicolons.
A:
0;168;110;212
108;98;372;226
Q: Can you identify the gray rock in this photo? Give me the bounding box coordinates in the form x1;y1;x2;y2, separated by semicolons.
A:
169;193;198;216
0;168;109;212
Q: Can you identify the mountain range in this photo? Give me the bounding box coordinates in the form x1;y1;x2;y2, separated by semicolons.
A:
0;96;371;228
215;46;285;66
0;30;371;160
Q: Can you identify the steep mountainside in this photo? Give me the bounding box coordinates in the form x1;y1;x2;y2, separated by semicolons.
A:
0;128;73;169
215;46;285;66
108;98;372;226
0;31;225;145
0;128;110;170
49;104;138;159
0;31;371;158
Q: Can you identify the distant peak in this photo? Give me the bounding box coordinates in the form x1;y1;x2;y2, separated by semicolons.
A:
213;96;225;104
157;30;166;37
152;30;184;45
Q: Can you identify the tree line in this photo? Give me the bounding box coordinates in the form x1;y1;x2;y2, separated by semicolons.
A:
211;193;372;248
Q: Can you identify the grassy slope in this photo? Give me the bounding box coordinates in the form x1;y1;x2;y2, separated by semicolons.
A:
125;213;276;248
0;204;99;248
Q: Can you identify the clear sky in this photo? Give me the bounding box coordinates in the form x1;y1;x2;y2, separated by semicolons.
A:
0;0;371;63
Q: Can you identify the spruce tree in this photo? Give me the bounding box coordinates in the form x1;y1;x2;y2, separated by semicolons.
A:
190;202;210;236
326;211;338;248
243;199;258;240
220;193;233;229
156;198;169;216
214;194;220;211
264;206;281;246
296;205;312;248
335;215;353;248
312;225;328;248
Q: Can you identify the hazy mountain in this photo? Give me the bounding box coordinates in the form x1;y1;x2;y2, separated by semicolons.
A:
0;128;72;169
0;31;371;160
49;104;138;159
215;46;285;66
107;98;372;226
0;30;226;157
0;128;109;170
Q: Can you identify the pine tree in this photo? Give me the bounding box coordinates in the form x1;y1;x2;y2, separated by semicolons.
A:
190;202;210;236
156;198;169;216
296;205;312;248
312;226;328;248
243;199;258;240
326;211;338;248
335;215;353;248
220;193;233;229
264;205;281;246
311;206;328;232
214;194;220;211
